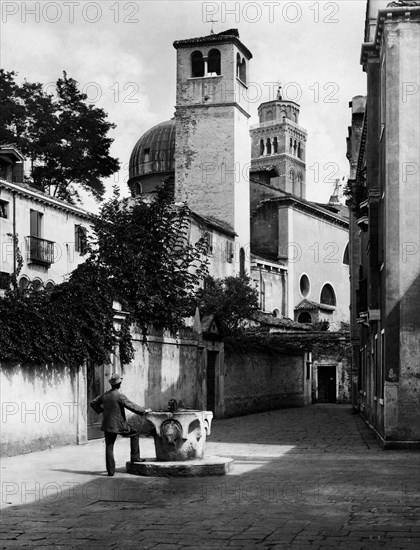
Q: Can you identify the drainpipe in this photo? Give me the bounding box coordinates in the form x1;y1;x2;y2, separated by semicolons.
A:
12;191;16;278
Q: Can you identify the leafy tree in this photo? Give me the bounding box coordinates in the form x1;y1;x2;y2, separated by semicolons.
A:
90;184;209;337
0;261;133;367
0;69;119;204
0;184;208;365
195;274;259;336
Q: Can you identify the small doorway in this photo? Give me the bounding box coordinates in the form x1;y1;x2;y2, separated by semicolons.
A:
87;363;106;439
206;351;218;413
317;366;336;403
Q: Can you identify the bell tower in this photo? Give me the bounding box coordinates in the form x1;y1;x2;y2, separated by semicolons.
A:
250;86;307;199
173;29;252;271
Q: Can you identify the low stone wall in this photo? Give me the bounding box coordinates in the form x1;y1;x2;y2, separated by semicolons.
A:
223;348;309;417
0;329;205;457
0;362;87;457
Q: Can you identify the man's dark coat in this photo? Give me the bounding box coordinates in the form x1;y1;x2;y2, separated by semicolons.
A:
90;389;146;433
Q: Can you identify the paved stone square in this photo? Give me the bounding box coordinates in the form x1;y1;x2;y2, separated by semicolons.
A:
1;405;419;549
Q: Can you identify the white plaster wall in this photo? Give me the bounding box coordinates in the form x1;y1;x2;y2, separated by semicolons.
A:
0;363;87;456
280;208;350;324
0;186;90;286
189;219;236;280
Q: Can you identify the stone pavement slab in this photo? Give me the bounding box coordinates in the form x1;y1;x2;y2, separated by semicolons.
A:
1;405;419;549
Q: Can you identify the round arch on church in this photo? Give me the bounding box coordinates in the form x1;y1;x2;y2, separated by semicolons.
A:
208;48;221;75
191;50;204;77
320;283;336;307
297;311;312;324
343;242;350;265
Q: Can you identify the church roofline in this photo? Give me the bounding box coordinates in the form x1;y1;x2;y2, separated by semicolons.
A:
189;209;237;237
173;28;253;59
258;99;300;109
255;195;349;227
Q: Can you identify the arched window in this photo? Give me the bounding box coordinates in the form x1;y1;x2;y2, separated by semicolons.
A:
297;142;302;159
236;53;241;78
293;140;297;155
298;312;312;324
297;173;303;196
289;138;293;154
266;138;272;155
273;308;280;318
300;274;310;298
273;137;278;153
290;170;295;186
320;283;336;306
45;281;55;291
191;50;204;77
266;110;273;121
208;48;221;75
259;139;265;156
239;57;246;83
32;278;43;291
239;248;245;277
281;110;287;121
293;112;298;122
19;276;30;292
343;243;350;265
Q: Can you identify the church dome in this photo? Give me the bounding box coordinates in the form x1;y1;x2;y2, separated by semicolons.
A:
128;119;176;184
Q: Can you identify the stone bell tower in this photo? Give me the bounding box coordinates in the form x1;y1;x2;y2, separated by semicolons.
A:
173;29;252;272
250;86;307;199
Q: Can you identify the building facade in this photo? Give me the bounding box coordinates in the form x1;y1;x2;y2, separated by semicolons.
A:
0;146;91;292
347;0;420;447
128;29;350;332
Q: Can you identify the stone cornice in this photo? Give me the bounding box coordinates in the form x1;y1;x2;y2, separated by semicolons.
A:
361;5;420;67
173;29;253;60
0;178;92;220
251;154;305;171
175;102;250;119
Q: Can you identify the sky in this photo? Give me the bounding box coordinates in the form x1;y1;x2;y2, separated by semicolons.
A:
1;0;368;210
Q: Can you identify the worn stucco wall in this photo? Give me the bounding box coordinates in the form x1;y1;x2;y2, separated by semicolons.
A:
223;349;308;417
0;362;87;457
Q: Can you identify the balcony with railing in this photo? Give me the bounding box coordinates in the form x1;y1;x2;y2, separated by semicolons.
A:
27;236;55;267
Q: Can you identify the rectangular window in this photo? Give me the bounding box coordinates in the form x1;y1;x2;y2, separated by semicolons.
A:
225;240;233;263
75;224;87;254
0;200;8;219
30;210;42;237
201;230;213;255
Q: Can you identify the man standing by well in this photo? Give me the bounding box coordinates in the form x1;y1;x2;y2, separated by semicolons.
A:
90;373;152;476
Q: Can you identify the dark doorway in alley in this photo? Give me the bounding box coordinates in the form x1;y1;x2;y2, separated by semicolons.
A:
317;366;337;403
87;363;105;439
206;351;218;412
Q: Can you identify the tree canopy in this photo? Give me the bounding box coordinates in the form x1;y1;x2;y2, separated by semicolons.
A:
0;69;119;204
90;184;209;337
195;274;259;336
0;184;209;365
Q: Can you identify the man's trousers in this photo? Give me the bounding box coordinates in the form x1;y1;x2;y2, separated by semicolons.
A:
104;430;140;476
